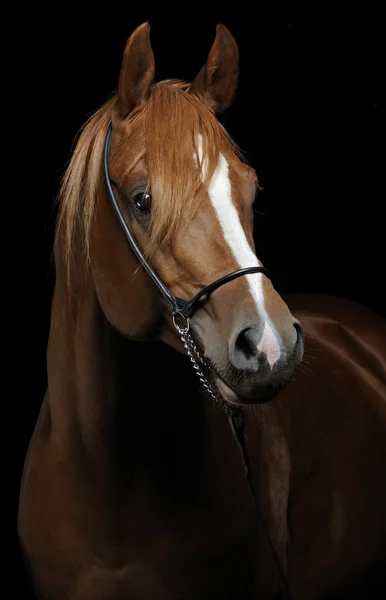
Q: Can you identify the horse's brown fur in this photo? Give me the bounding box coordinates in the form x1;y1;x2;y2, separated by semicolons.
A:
19;22;386;599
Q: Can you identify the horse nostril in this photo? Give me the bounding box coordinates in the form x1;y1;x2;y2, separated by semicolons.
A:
235;327;257;360
231;326;266;371
293;321;305;360
293;321;304;343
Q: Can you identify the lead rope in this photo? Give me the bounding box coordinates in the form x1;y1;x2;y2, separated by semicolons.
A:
173;315;293;600
228;413;293;600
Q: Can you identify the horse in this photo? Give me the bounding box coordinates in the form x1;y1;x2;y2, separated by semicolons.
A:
18;22;386;599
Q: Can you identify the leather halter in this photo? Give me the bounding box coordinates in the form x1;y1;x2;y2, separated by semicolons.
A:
103;124;270;320
102;123;293;599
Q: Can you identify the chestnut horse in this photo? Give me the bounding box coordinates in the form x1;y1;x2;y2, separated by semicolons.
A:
19;23;386;599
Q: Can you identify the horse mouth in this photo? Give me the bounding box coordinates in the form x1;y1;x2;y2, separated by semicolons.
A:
215;375;244;405
213;372;279;406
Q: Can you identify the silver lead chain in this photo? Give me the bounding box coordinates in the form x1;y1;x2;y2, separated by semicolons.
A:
173;315;240;416
172;315;291;597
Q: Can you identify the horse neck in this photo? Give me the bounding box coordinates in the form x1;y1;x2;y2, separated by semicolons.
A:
46;248;208;480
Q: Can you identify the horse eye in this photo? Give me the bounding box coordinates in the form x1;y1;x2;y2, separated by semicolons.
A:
133;192;152;213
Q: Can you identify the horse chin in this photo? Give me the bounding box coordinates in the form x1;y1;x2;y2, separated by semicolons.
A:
210;369;280;406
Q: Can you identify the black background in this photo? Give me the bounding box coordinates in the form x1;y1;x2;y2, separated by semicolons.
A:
10;8;384;597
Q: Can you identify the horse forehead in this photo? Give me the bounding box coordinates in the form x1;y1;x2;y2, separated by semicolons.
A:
112;129;255;194
195;135;255;189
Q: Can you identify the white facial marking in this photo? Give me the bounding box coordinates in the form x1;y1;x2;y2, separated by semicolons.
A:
257;322;282;368
195;136;281;368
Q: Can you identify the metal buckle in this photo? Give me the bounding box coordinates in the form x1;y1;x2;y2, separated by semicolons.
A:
172;313;190;335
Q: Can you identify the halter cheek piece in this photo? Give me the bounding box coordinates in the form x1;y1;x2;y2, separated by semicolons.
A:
103;124;269;320
103;123;292;599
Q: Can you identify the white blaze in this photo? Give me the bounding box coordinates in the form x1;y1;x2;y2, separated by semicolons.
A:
195;137;281;368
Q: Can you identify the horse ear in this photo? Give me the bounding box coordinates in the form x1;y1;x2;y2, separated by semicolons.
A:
116;22;155;119
190;24;239;113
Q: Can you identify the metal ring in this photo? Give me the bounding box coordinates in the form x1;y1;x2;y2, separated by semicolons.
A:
173;314;190;334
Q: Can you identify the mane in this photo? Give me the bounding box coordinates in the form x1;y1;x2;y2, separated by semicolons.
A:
57;80;241;279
